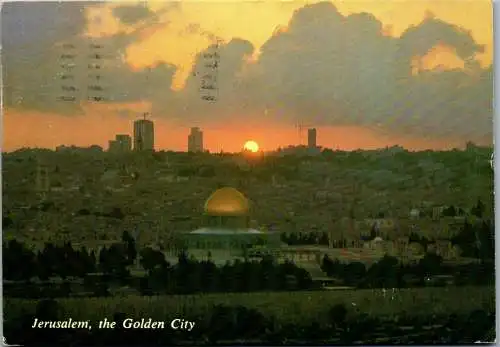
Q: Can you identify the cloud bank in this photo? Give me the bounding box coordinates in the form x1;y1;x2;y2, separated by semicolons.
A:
2;1;492;143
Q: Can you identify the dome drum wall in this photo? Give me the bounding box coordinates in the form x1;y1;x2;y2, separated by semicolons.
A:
182;233;270;248
205;215;250;229
180;232;281;252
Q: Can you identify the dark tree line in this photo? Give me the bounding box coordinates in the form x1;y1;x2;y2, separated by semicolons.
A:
3;218;494;298
321;253;494;288
435;199;487;218
138;252;313;295
451;219;494;260
6;299;494;346
3;233;314;297
3;240;97;282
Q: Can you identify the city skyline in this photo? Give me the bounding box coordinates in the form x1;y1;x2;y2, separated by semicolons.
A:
2;1;493;153
4;118;492;154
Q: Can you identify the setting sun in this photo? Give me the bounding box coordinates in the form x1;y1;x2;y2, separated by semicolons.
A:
243;140;259;153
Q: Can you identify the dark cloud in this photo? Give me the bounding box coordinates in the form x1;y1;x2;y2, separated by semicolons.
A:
160;1;491;142
1;2;176;115
106;61;177;103
1;2;89;51
112;4;155;25
2;2;94;115
151;38;254;124
400;17;484;60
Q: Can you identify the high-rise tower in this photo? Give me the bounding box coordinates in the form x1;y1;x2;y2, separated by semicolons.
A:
188;127;204;152
308;128;317;148
134;113;155;151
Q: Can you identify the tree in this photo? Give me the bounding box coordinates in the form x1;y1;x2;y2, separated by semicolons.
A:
442;206;457;217
471;199;485;218
140;247;167;273
343;262;366;286
369;224;377;240
319;232;329;245
476;221;494;260
36;243;59;279
198;165;216;177
199;260;220;292
295;267;313;289
452;220;480;258
77;208;90;216
418;252;443;276
121;230;137;266
207;305;236;342
234;306;268;338
328;303;348;328
321;255;334;275
366;255;399;288
259;256;277;290
39;201;55;212
4;240;37;281
98;244;129;277
109;207;125;220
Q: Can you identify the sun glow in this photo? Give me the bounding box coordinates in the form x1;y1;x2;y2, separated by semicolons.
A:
243;140;259;153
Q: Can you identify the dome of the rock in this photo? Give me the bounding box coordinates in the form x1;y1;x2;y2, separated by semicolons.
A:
204;187;250;216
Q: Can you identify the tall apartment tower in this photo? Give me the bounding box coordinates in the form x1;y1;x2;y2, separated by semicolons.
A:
308;128;317;148
188;127;204;152
134;114;155;151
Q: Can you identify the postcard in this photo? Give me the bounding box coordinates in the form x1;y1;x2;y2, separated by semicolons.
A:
2;0;495;345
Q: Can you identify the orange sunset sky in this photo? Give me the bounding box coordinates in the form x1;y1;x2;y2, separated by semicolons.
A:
2;0;493;152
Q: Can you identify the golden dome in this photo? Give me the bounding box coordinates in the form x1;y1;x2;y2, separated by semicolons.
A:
204;187;250;216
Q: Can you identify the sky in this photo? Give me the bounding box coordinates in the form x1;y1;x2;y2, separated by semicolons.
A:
2;0;493;152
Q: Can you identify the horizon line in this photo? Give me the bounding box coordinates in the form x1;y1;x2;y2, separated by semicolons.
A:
2;143;493;155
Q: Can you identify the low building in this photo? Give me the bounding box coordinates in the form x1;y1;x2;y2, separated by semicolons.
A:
109;134;132;153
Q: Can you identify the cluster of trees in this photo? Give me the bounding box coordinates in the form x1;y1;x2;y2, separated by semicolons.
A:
3;231;137;282
4;219;494;298
321;253;494;288
441;205;466;217
4;240;94;282
4;232;314;297
320;219;495;289
6;299;494;345
408;219;494;261
470;199;487;218
434;199;487;219
4;236;493;300
139;253;312;295
451;220;494;259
